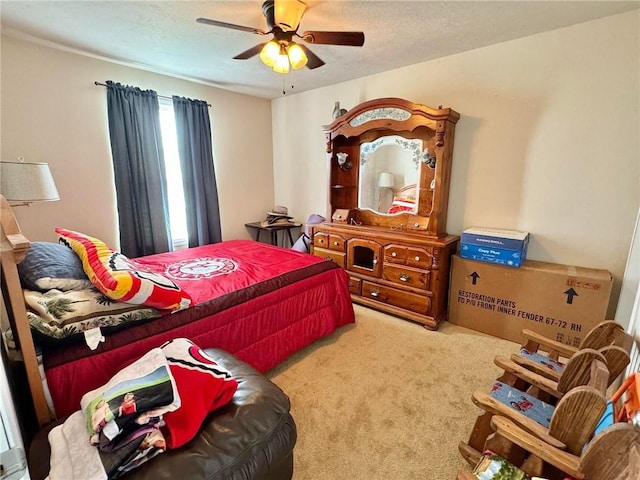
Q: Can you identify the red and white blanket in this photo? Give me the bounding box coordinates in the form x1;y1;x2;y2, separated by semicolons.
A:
47;339;238;480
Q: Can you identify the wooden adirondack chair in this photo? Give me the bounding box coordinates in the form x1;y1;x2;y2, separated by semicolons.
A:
459;356;609;467
513;320;632;386
495;347;608;404
456;416;640;480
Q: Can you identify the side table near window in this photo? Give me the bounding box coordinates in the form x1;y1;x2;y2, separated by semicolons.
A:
245;222;302;248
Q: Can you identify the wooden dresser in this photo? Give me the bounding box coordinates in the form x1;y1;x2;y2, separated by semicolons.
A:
310;98;460;330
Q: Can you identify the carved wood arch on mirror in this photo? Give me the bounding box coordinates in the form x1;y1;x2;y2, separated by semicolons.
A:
323;97;459;238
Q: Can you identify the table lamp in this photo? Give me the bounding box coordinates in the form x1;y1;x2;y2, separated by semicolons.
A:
377;172;394;211
0;159;59;207
377;172;394;189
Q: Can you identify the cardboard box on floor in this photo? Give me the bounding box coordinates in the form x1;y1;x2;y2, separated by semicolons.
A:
448;255;613;346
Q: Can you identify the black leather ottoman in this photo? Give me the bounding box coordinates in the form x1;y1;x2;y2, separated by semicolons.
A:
28;348;296;480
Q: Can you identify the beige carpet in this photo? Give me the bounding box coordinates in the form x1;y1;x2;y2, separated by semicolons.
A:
266;304;520;480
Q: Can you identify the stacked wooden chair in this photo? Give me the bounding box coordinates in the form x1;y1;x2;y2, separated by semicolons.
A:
457;417;640;480
495;347;610;404
458;320;635;479
513;320;632;388
458;352;610;466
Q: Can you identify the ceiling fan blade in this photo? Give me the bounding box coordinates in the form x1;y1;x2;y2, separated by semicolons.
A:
233;43;267;60
300;30;365;46
196;17;266;35
299;44;325;69
274;0;307;32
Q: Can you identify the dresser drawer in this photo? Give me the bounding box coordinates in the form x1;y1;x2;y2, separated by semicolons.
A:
382;264;429;290
313;232;329;249
313;247;346;268
315;232;346;252
362;281;431;315
348;276;362;295
328;234;346;252
406;214;430;232
405;247;432;269
384;244;407;264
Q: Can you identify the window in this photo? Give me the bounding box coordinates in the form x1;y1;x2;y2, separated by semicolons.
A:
158;99;189;250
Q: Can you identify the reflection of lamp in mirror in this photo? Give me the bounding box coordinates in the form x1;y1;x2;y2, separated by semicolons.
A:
336;152;351;171
1;158;60;207
377;171;394;212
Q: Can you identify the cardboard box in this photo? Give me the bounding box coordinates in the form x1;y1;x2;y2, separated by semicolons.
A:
460;243;527;267
448;255;613;346
460;227;529;267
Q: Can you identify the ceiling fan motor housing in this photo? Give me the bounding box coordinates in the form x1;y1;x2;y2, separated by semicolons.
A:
262;1;276;30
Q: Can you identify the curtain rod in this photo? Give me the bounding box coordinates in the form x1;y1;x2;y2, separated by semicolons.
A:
94;81;211;107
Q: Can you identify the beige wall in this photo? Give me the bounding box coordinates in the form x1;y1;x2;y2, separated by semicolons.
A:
272;11;640;318
1;34;274;248
2;11;639;318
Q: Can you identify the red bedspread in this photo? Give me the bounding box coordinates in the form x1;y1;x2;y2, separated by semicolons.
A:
44;240;355;417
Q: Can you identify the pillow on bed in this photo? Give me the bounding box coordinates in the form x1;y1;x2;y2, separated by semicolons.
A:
55;227;192;312
24;287;161;345
17;242;93;292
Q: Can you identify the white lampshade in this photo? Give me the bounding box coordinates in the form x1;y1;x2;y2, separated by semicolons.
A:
377;172;394;188
1;160;60;205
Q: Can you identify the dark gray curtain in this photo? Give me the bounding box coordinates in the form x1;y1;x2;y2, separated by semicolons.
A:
106;81;171;257
172;96;222;247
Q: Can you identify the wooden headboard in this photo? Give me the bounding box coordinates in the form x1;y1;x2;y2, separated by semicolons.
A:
394;184;417;200
1;194;52;426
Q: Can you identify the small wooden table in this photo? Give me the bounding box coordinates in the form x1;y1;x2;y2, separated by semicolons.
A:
245;221;301;247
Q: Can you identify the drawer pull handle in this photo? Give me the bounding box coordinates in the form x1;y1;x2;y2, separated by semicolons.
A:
373;259;378;265
325;256;333;261
414;256;420;261
414;222;420;227
391;252;397;257
399;274;410;282
333;241;339;246
370;289;380;297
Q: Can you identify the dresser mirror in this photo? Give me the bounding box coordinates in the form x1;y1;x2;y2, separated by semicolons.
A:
323;97;459;238
315;98;460;329
358;135;427;215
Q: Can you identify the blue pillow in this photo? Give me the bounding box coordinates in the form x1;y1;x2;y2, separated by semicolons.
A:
17;241;93;291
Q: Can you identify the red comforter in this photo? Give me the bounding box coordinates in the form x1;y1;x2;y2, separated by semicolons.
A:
44;240;355;417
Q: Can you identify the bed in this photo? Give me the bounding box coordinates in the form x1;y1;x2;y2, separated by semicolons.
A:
0;197;355;426
387;184;417;215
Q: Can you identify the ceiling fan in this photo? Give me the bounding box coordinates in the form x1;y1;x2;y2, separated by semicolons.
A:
196;0;365;73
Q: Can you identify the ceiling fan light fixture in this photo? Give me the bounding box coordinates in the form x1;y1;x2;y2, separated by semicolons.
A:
287;42;307;69
259;40;280;67
273;45;290;73
198;0;364;73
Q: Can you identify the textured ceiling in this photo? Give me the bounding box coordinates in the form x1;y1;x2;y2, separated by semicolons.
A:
1;1;638;99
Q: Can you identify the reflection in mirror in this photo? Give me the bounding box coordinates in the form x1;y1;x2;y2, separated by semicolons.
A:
358;136;424;215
